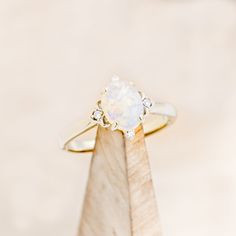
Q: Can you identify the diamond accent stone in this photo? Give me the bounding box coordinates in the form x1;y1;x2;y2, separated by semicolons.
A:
143;98;152;108
91;109;103;121
125;130;135;140
101;79;144;131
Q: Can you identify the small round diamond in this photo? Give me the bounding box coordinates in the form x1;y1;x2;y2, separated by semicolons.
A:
125;130;135;140
92;109;103;121
101;79;144;131
143;98;152;108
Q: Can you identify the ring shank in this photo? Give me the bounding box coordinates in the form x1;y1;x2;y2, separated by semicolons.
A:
60;102;176;153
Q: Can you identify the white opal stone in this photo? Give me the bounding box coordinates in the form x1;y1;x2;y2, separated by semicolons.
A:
101;79;144;131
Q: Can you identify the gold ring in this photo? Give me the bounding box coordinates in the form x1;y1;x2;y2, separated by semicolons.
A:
60;76;177;153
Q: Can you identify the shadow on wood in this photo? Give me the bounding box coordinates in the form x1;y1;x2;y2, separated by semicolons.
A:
78;125;162;236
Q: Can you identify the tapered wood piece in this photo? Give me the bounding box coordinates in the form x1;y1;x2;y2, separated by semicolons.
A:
78;126;162;236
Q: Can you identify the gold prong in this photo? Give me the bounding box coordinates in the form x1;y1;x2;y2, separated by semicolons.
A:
97;100;102;109
100;116;110;128
139;115;144;121
143;108;148;116
138;91;145;99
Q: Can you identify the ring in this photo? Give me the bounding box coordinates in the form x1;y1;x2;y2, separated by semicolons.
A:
61;76;177;152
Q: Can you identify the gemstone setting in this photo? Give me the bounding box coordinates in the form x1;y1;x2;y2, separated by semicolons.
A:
91;109;103;121
143;98;152;108
90;76;153;140
101;78;144;132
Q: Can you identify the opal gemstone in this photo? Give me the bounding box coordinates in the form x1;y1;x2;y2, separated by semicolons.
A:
101;79;144;131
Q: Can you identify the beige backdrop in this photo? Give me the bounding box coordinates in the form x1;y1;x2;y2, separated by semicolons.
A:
0;0;236;236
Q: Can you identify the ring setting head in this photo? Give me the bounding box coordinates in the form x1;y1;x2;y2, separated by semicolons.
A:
91;76;153;140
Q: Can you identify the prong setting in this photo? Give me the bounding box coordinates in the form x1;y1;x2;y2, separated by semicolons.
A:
138;91;145;99
139;114;144;121
143;97;153;109
91;77;154;141
97;100;102;109
91;109;103;122
100;116;110;128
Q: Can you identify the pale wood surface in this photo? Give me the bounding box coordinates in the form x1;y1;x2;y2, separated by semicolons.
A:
78;126;161;236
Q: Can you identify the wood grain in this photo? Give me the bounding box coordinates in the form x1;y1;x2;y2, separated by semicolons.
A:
78;125;162;236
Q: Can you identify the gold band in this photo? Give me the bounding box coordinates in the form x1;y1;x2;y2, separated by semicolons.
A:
60;102;176;153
